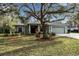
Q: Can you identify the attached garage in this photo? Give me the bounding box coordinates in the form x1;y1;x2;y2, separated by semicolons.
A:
48;23;68;34
51;27;65;34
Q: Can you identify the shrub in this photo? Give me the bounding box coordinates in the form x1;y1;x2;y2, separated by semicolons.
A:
48;32;56;40
36;32;40;37
35;31;43;39
50;32;56;36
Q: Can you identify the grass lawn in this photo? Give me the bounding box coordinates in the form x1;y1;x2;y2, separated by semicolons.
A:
0;35;79;56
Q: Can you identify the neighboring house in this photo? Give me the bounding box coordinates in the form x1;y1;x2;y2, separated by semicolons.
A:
68;22;79;32
14;20;68;34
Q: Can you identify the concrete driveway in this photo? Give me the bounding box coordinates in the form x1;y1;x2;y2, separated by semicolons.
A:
56;33;79;39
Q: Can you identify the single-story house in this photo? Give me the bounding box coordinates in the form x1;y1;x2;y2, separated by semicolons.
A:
14;20;68;35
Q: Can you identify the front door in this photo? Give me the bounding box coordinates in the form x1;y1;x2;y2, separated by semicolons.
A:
31;25;38;33
18;27;22;33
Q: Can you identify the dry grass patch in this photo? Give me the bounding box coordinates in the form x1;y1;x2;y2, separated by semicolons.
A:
0;36;79;56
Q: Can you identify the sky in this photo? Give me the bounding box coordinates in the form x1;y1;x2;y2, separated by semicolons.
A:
19;3;74;23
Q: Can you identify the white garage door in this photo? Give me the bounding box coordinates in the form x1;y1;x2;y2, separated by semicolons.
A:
51;27;65;34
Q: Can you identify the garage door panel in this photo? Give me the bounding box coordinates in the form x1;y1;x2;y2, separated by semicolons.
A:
51;28;64;34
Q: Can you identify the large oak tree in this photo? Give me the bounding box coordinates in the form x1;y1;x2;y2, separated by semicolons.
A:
19;3;76;40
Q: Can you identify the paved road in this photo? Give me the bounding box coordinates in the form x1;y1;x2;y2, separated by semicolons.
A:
56;33;79;39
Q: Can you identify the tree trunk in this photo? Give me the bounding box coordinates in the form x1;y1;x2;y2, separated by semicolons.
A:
41;23;49;40
10;30;12;35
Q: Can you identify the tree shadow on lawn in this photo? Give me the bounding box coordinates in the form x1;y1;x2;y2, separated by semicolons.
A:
0;36;57;46
0;36;36;46
0;39;62;56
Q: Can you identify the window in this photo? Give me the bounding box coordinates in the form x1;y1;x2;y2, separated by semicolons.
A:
18;27;22;33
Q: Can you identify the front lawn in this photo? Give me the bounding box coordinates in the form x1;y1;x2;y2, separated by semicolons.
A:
0;36;79;56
